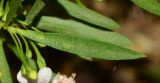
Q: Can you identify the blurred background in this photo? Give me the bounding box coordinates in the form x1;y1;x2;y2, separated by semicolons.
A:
6;0;160;83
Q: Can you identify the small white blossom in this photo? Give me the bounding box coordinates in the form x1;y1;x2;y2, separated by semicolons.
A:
17;71;28;83
37;67;53;83
51;73;76;83
17;67;76;83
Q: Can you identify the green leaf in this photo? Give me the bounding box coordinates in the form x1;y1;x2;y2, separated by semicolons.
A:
2;1;10;22
58;0;120;30
0;38;13;83
37;16;132;48
25;0;45;24
12;28;145;60
6;0;21;23
131;0;160;16
0;0;4;17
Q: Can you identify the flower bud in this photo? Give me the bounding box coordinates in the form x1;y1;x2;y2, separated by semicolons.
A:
28;70;37;80
21;65;27;75
37;67;52;83
17;71;28;83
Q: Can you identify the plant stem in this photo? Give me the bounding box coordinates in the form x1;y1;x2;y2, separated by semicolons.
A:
30;41;46;69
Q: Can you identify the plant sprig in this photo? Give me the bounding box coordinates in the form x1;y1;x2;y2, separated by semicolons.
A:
0;0;147;82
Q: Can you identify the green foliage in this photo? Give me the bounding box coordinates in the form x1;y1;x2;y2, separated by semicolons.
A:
0;0;147;82
6;0;21;23
58;0;120;30
0;0;4;17
37;16;132;48
9;28;145;60
0;38;13;83
25;0;45;24
131;0;160;16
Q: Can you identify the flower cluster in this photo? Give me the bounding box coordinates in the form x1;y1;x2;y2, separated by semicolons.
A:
17;67;76;83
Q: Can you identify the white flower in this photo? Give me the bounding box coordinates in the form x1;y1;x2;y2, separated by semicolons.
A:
37;67;53;83
17;71;28;83
51;73;76;83
17;67;76;83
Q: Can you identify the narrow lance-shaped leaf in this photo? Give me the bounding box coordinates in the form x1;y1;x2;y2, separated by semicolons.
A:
2;1;10;22
37;16;132;48
131;0;160;16
0;0;4;17
6;0;21;23
25;0;45;24
11;28;145;60
58;0;120;30
0;38;13;83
